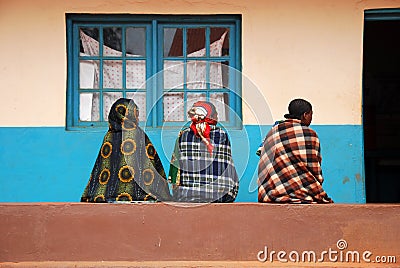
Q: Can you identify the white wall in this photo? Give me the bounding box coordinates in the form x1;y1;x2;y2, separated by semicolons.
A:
1;0;399;126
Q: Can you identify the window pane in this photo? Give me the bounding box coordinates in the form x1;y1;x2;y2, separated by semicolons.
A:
187;93;206;114
80;59;99;89
70;17;239;129
210;28;229;57
187;28;205;57
103;60;122;88
221;61;229;89
210;92;229;121
103;92;123;120
80;92;99;121
164;61;184;89
126;60;146;89
80;28;99;56
126;92;146;122
210;61;229;89
126;27;146;56
187;60;206;89
164;28;183;57
103;27;122;56
163;92;184;122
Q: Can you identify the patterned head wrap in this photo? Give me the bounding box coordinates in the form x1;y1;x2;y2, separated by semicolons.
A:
81;98;171;203
188;101;218;155
108;98;139;131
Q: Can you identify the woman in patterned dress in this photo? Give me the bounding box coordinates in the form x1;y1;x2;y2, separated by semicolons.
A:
81;98;171;202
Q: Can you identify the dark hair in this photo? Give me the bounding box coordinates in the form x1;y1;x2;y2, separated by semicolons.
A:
284;98;312;120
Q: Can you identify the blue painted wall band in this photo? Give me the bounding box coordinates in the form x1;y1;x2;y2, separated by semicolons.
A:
0;125;364;203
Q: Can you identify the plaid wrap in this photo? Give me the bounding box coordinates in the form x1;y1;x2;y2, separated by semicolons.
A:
169;126;239;202
258;119;333;203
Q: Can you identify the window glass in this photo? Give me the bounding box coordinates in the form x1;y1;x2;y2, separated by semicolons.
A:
210;27;229;57
164;61;184;89
164;28;183;57
126;60;146;89
126;27;146;56
187;28;205;56
163;92;184;122
103;27;122;56
68;15;240;128
80;27;99;55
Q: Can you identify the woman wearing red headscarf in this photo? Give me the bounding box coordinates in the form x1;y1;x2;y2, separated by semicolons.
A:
168;101;239;202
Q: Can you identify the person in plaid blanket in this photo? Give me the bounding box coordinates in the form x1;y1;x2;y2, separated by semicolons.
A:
258;98;333;203
168;101;239;202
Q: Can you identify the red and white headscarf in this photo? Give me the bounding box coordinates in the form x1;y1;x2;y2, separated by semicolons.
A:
188;101;218;155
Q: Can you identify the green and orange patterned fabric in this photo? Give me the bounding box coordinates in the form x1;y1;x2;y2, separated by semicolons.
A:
81;98;171;202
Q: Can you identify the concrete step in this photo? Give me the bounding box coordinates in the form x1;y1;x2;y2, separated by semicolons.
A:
1;203;399;267
1;261;399;268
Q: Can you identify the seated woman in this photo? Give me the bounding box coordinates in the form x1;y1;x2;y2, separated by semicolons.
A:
81;98;171;202
258;98;333;204
168;101;239;203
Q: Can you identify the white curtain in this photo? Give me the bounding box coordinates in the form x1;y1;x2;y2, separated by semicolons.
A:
79;30;228;122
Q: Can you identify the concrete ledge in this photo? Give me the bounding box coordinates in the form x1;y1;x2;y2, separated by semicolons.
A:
0;203;399;265
0;261;399;268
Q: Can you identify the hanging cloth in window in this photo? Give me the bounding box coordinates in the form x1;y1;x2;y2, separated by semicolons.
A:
163;31;228;122
79;30;227;122
79;30;146;121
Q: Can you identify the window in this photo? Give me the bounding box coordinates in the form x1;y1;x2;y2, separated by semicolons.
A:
66;15;241;129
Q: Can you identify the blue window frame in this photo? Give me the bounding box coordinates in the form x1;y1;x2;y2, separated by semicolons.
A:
66;14;241;129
